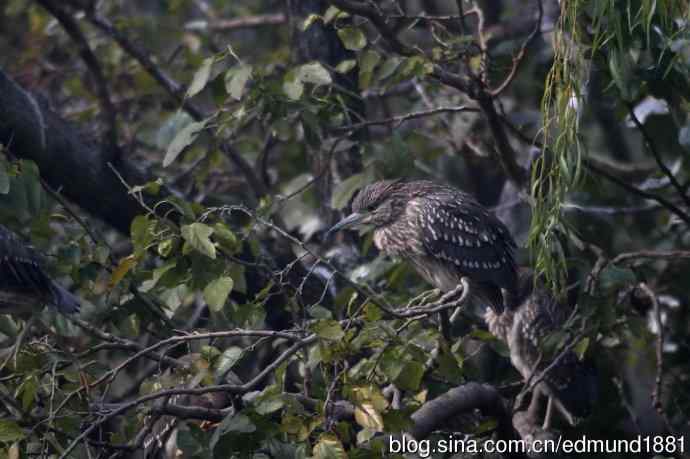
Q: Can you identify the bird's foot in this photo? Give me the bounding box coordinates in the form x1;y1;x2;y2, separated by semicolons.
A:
405;288;442;309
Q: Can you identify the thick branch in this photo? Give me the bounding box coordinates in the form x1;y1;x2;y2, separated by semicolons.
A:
0;69;169;233
36;0;119;157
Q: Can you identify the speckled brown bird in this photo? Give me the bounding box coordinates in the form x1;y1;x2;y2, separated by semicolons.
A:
484;268;597;427
0;224;80;315
329;179;518;313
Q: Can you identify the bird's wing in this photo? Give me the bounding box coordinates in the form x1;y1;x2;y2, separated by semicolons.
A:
0;225;54;295
417;199;516;290
0;225;80;314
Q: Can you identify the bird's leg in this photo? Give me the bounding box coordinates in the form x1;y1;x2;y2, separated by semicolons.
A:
527;386;543;423
406;288;441;309
439;309;451;341
543;395;554;430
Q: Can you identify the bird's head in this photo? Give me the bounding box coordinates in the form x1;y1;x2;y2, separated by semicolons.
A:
328;180;406;234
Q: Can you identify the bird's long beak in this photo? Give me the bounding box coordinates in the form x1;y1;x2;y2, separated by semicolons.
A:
327;213;364;235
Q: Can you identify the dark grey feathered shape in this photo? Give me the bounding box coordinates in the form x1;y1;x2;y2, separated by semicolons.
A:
0;224;80;315
485;269;597;425
351;180;517;313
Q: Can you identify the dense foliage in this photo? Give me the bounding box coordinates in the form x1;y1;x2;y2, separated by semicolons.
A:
0;0;689;458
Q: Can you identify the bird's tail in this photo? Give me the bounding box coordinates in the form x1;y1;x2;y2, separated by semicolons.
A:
50;282;81;314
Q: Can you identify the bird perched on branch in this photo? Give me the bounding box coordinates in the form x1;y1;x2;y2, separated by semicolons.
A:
328;179;518;313
484;268;597;428
0;224;80;315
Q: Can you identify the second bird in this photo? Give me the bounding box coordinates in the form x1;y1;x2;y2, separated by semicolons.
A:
329;179;518;313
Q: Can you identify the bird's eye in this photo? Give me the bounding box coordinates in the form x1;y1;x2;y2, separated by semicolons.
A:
367;203;377;211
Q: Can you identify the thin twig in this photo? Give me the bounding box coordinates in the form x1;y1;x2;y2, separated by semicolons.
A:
636;283;673;432
627;103;690;210
185;13;286;31
489;0;543;96
332;105;479;133
58;334;317;459
585;161;690;226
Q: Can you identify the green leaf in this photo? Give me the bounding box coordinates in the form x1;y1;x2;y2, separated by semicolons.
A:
313;433;347;459
181;222;216;259
213;222;241;253
203;276;234;312
216;347;243;377
302;14;322;30
0;420;25;443
331;171;373;210
358;50;381;90
163;119;208;167
324;6;345;23
354;403;384;431
140;261;177;292
573;337;590;360
283;69;304;100
186;56;214;98
17;374;38;411
394;361;425;391
130;215;155;256
253;390;285;415
311;319;345;341
225;65;253;101
377;56;402;81
337;27;367;51
109;254;137;288
335;59;357;73
0;161;9;195
298;62;332;85
157;238;175;258
210;413;256;451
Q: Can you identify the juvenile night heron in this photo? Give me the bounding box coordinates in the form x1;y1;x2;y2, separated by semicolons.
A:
0;224;80;315
329;179;518;313
485;268;597;427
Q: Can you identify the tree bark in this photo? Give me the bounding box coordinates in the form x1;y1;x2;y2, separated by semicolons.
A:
0;68;172;234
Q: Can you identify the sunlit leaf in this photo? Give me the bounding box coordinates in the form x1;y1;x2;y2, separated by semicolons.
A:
186;56;214;98
337;27;367;50
302;14;322;30
354;403;384;431
335;59;356;74
283;69;304;100
298;62;332;86
313;433;347;459
226;65;253;101
181;222;216;259
324;6;345;23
